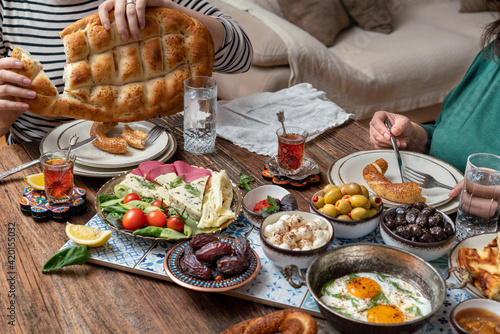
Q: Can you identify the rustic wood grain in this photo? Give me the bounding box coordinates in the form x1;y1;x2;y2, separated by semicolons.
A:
0;116;372;334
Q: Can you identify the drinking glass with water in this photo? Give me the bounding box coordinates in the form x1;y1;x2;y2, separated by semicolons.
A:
456;153;500;241
183;76;217;154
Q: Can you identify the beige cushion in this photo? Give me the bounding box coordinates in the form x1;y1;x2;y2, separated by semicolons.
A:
340;0;393;34
459;0;495;12
277;0;350;47
211;0;288;66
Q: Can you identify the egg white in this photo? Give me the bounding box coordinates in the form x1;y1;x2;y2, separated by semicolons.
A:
320;272;432;323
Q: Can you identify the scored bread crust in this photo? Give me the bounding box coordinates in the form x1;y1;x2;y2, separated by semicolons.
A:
362;158;426;204
11;8;214;122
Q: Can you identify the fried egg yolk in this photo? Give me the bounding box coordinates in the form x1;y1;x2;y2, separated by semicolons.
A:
366;305;405;324
347;277;381;299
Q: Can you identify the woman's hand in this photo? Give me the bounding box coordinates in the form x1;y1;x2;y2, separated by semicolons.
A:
369;111;428;152
449;179;463;198
0;58;36;136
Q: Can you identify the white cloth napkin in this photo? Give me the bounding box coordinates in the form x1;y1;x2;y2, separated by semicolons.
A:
216;83;355;156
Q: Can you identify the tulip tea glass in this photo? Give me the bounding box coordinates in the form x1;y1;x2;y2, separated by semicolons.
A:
183;76;217;154
276;126;308;176
40;150;76;204
456;153;500;241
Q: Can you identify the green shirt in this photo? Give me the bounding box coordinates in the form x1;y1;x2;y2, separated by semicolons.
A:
421;46;500;173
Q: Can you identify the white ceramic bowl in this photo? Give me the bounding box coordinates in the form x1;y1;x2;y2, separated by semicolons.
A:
380;207;455;261
242;185;290;227
260;211;334;269
450;298;500;334
309;190;382;239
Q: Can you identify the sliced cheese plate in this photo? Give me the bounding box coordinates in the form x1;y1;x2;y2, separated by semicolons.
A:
95;162;242;241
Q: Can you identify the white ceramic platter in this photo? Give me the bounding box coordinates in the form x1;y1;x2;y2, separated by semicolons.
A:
40;120;170;168
448;232;498;298
328;150;463;213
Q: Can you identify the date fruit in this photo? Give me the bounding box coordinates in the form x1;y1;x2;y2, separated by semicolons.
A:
195;241;233;262
180;254;212;280
189;233;219;250
233;237;250;259
217;256;250;275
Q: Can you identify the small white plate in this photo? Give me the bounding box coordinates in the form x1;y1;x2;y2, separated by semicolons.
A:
448;232;498;299
40;120;170;168
328;150;463;212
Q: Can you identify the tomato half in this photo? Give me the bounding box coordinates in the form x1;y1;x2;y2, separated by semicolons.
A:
123;193;141;204
167;216;184;232
122;208;147;231
146;211;167;227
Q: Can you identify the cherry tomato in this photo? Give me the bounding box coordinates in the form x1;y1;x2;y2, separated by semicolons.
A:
122;208;147;231
167;216;184;232
123;193;141;203
151;200;168;212
146;211;167;227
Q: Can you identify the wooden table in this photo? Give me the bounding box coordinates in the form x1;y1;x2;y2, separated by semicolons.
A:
0;115;373;334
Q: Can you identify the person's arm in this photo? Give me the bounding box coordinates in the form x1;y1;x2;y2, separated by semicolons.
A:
369;111;428;152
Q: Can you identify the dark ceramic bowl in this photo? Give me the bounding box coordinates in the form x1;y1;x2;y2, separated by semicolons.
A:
242;185;290;227
259;211;334;269
450;298;500;334
309;190;383;239
380;207;455;261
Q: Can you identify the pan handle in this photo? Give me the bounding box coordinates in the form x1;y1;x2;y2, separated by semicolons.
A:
282;264;306;288
445;267;472;289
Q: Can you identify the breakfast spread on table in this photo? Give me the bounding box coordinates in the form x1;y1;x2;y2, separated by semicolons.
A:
457;232;500;300
10;8;214;122
363;158;426;204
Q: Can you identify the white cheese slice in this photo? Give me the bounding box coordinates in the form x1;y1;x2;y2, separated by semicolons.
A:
120;174;170;202
154;173;183;190
168;176;209;221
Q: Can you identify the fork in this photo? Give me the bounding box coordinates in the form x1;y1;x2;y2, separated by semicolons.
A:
145;121;183;144
403;166;454;190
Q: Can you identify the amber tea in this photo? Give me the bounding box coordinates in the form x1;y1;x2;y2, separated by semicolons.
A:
41;151;75;204
276;127;308;176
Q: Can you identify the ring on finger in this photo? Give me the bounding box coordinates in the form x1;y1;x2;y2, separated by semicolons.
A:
126;0;135;5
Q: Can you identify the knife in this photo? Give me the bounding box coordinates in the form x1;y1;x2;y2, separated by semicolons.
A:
384;118;404;183
0;136;96;181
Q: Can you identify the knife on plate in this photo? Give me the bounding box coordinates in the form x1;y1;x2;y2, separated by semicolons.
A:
0;136;96;181
384;118;404;183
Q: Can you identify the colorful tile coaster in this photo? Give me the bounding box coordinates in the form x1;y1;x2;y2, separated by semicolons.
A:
20;186;86;222
61;214;472;333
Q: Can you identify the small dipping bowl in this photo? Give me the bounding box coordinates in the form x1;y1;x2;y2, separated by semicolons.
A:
309;189;382;239
242;185;290;227
260;210;334;269
450;298;500;334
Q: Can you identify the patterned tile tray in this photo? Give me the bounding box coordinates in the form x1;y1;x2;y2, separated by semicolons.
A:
61;214;473;333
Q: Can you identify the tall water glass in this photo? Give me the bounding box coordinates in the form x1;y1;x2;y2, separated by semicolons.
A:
183;76;217;154
456;153;500;241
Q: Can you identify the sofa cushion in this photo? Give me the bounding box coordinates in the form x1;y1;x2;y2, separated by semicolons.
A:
253;0;283;17
340;0;393;34
459;0;495;12
277;0;350;47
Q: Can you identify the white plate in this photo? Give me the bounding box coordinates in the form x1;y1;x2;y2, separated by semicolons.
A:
40;120;170;168
328;150;463;213
448;232;498;298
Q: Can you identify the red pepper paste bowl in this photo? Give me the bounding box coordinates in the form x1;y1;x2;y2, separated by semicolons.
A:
242;185;291;228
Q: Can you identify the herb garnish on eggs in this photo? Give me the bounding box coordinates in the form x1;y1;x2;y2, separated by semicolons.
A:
320;272;431;324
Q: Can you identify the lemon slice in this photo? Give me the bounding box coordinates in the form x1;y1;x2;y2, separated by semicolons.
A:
65;223;112;247
25;173;45;190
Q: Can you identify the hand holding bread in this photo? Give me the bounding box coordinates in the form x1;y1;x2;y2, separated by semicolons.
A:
10;8;214;123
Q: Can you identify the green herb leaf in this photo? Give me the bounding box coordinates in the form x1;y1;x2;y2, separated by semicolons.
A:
237;173;254;191
42;245;90;274
184;183;201;198
258;196;280;217
132;176;156;189
133;226;163;237
169;176;184;189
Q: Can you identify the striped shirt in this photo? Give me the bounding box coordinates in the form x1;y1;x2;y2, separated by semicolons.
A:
0;0;252;143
